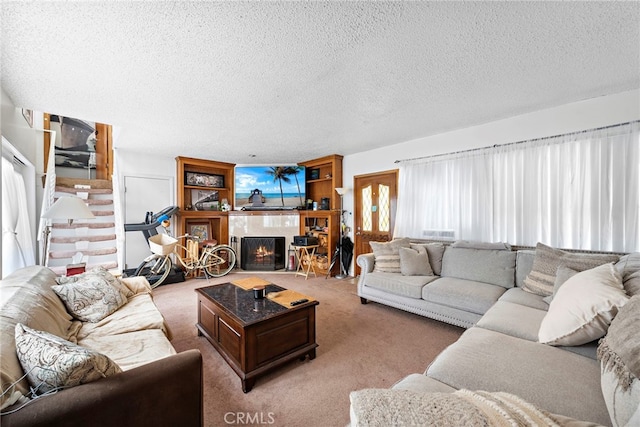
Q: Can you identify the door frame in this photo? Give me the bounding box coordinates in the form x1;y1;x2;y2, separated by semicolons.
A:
353;169;399;276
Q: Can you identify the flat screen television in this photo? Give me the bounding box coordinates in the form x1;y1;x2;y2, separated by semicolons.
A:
234;165;306;210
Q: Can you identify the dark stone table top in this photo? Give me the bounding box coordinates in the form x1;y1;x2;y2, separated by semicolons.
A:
196;282;289;325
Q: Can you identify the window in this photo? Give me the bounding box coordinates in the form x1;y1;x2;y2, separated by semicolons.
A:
394;122;640;252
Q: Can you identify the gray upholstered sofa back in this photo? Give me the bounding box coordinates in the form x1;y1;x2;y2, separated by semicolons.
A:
441;247;517;288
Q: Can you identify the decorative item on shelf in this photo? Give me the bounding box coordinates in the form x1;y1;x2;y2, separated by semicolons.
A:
192;189;219;211
320;197;330;210
310;169;320;180
41;196;95;266
185;171;225;188
220;198;231;212
306;199;314;210
189;222;211;241
324;173;332;179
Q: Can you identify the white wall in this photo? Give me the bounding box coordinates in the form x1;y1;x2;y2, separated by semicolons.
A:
341;89;640;234
1;89;47;274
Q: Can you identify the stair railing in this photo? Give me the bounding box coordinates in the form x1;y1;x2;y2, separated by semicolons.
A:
38;130;57;265
111;150;125;274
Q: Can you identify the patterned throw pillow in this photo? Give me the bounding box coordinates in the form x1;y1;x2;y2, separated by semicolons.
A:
53;267;129;322
14;323;121;395
370;238;411;273
522;243;620;296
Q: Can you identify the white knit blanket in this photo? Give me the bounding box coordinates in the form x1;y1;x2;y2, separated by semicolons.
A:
350;388;574;426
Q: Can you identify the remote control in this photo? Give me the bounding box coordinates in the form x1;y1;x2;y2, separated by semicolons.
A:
290;298;309;306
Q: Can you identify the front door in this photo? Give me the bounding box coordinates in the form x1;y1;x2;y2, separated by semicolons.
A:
353;170;398;276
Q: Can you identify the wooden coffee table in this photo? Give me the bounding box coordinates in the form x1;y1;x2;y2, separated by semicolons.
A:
195;282;318;392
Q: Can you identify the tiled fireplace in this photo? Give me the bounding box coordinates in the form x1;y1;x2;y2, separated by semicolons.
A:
229;211;300;271
241;237;285;271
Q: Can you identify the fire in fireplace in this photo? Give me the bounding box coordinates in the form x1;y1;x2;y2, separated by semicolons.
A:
241;237;285;271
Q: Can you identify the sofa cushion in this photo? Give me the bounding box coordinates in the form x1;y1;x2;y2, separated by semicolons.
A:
391;373;456;393
478;300;598;359
411;243;445;275
426;327;609;425
363;272;438;299
77;293;171;341
421;277;506;315
78;329;177;371
522;243;620;296
0;266;82;409
515;250;535;288
538;263;628;346
476;300;546;341
441;247;516;288
597;294;640;427
451;240;511;250
370;238;411;273
498;287;549;310
399;246;433;276
15;323;121;395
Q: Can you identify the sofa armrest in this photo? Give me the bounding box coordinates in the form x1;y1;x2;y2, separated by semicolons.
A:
1;350;203;427
357;253;375;274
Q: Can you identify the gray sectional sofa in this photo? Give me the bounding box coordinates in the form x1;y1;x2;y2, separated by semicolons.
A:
353;239;640;426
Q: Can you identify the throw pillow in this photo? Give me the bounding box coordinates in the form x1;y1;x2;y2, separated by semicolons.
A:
399;247;433;276
597;295;640;427
56;266;134;298
542;265;579;305
615;253;640;297
370;238;411;273
410;243;445;275
538;263;629;346
523;242;620;296
53;267;129;323
14;323;121;395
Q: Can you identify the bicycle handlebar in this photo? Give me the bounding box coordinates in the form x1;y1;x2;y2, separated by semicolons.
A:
124;206;179;232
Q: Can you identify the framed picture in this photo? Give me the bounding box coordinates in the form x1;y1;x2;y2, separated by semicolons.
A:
191;189;219;211
310;168;320;180
185;171;225;188
188;222;211;242
22;109;33;128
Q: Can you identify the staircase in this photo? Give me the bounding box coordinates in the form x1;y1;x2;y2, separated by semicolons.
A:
45;177;119;275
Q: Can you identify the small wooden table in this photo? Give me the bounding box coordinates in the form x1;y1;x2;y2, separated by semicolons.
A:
195;283;318;392
292;244;318;279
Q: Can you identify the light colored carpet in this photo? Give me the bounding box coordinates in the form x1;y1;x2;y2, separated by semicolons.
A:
153;272;464;427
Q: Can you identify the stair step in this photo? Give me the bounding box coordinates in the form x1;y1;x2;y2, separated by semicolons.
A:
51;234;116;244
89;210;115;217
56;177;112;189
49;247;117;259
52;222;115;229
56;186;113;195
84;199;113;206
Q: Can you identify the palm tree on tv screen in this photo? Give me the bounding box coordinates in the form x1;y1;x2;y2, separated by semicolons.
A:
285;166;304;207
266;167;291;206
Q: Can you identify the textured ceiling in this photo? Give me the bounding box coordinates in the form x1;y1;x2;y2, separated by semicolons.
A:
2;1;639;164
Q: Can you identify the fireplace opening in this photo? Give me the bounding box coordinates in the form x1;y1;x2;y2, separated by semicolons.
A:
241;237;286;271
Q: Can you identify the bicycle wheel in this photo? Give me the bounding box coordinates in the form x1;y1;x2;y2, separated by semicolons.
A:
202;245;236;278
134;254;172;288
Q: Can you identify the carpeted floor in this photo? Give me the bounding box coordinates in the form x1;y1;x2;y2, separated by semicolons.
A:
153;272;464;427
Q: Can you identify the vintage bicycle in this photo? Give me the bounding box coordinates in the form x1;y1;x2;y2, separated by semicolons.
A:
134;231;236;288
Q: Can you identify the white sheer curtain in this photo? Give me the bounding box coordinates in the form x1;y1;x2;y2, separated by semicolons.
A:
2;156;36;276
394;121;640;252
